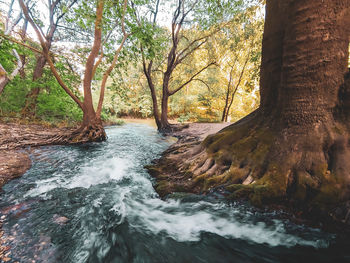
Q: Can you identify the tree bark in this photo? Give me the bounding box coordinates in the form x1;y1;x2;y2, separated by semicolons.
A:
22;55;46;116
0;66;9;94
160;74;171;131
78;0;106;141
143;60;161;128
160;89;170;131
221;91;230;122
221;64;235;122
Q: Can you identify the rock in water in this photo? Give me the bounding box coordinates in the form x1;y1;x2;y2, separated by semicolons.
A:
53;214;69;225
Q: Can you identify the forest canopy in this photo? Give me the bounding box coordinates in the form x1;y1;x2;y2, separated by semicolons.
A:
0;0;264;127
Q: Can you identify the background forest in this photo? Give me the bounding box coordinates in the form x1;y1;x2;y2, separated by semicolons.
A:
0;0;263;126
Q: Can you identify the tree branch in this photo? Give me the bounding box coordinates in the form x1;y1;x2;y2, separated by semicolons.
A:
96;0;129;117
9;49;23;79
169;62;216;95
0;32;43;54
175;38;208;66
192;78;211;91
0;64;9;94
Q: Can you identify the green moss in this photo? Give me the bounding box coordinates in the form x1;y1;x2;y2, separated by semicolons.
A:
146;166;161;177
204;124;251;153
155;180;172;196
173;184;187;192
311;175;345;211
206;173;227;188
226;184;245;192
227;183;274;207
249;185;272;206
232;185;254;198
206;127;274;170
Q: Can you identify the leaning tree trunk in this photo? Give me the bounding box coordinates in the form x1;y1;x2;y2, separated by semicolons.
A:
221;89;230;122
143;62;162;129
150;0;350;219
160;92;171;131
150;85;162;129
159;75;172;132
21;55;46;117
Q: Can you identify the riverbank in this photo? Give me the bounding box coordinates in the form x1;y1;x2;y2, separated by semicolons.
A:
0;121;123;261
148;122;231;197
0;123;76;189
0;122;67;261
2;123;343;262
147;123;350;233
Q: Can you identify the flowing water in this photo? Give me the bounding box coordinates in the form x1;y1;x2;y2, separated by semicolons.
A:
1;124;349;263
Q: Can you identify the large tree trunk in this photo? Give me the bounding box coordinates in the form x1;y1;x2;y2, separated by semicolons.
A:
70;0;106;143
149;0;350;222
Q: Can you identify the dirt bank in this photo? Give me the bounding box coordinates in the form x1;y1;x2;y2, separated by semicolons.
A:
0;123;74;188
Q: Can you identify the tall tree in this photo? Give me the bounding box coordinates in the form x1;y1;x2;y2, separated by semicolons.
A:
20;0;130;142
138;0;241;131
154;0;350;215
21;0;78;116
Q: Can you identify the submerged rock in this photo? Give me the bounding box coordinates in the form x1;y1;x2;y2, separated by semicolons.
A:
53;214;70;225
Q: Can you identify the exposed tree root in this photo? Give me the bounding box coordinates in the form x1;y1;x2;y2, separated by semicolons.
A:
53;123;107;144
0;122;106;151
148;112;350;226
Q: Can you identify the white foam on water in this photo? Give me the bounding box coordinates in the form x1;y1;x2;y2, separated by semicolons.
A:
69;157;130;189
123;197;330;248
24;157;130;197
19;125;332;254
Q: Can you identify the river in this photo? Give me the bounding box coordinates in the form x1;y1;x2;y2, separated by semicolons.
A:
0;124;349;262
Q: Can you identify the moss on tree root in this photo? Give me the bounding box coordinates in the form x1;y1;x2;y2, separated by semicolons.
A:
147;117;350;226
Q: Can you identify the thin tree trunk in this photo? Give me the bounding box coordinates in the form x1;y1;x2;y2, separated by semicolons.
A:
19;19;28;79
160;74;171;130
0;49;23;95
143;63;161;128
224;55;249;122
160;92;170;129
0;65;9;94
22;55;46;116
222;64;235;122
96;0;128;118
221;90;230;122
